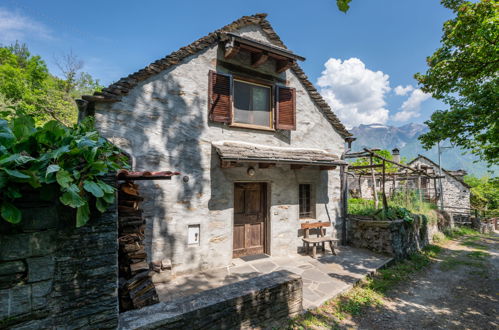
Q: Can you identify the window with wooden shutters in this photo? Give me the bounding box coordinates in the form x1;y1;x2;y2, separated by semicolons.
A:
276;86;296;130
208;71;232;123
233;79;272;128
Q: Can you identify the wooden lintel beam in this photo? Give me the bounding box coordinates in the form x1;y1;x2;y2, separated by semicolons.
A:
220;160;237;169
320;166;337;171
290;164;304;170
251;52;269;67
258;163;275;169
349;164;384;170
276;60;294;73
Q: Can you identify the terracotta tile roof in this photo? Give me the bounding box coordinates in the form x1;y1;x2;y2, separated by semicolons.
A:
213;140;347;166
408;154;471;188
82;13;351;138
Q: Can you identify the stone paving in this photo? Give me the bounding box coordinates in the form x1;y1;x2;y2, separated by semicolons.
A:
154;246;392;309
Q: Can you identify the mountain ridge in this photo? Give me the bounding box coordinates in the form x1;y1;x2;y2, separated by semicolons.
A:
349;123;497;177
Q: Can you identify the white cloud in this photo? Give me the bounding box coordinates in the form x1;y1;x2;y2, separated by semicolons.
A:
393;88;431;122
394;84;414;96
317;58;391;129
0;8;52;44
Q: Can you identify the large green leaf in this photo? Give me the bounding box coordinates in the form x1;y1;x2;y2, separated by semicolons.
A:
0;119;15;148
0;154;35;166
59;184;85;208
97;180;115;194
76;202;90;227
3;168;31;179
102;192;115;204
56;169;73;188
0;171;7;189
83;180;104;198
45;164;60;178
12;116;35;140
1;201;22;224
95;197;109;213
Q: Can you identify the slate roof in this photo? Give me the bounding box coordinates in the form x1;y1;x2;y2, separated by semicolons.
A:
212;141;347;166
82;13;351;138
408;154;471;188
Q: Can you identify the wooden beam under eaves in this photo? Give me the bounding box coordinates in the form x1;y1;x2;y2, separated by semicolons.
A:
220;160;237;168
276;60;294;73
259;163;275;169
290;164;304;170
224;44;240;59
251;52;269;67
320;166;337;171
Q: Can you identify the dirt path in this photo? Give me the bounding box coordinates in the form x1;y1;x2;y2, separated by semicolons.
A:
347;233;499;330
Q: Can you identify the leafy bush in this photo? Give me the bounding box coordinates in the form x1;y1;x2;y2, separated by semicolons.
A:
0;116;128;226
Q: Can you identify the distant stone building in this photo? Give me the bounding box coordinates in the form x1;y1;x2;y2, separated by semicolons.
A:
348;151;471;212
408;155;470;212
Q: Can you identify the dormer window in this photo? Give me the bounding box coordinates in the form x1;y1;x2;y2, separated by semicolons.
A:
233;80;272;129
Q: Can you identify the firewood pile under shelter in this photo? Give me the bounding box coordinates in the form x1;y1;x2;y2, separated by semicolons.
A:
116;170;180;312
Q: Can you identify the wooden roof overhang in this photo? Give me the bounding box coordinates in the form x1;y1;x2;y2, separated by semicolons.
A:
221;33;305;73
213;141;347;170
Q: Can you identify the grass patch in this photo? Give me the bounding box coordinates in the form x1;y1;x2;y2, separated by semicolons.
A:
466;251;490;260
444;227;480;239
462;240;488;250
289;244;441;328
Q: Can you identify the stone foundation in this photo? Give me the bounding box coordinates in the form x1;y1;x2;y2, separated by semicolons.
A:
119;270;303;329
348;215;428;259
0;178;118;329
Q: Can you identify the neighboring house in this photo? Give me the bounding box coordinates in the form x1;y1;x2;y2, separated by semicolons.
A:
79;14;351;275
408;155;470;211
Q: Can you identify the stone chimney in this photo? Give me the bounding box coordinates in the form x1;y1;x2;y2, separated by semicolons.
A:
392;148;400;163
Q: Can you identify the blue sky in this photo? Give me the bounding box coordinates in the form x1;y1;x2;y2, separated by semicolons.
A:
0;0;454;128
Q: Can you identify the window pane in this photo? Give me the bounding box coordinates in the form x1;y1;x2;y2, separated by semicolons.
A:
299;184;312;218
234;80;270;127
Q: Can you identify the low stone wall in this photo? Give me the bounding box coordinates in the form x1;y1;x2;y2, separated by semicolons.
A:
119;270;303;329
348;215;428;260
0;179;118;329
472;217;496;234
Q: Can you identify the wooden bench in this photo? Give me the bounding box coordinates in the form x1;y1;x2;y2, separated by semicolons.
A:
301;222;338;258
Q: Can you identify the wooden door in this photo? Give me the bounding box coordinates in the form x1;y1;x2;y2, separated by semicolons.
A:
233;183;267;258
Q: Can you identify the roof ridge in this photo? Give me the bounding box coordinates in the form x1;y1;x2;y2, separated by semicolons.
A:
409;154;470;188
82;13;350;137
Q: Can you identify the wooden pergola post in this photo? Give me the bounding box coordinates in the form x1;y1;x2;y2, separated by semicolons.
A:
370;156;379;208
382;160;388;212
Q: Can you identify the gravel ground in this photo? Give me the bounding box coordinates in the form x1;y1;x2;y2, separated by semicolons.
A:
346;232;499;330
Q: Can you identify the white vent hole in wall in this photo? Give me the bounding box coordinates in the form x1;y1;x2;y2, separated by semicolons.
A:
188;224;200;245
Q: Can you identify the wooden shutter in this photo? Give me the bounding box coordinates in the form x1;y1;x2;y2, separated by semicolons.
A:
208;71;232;123
276;86;296;130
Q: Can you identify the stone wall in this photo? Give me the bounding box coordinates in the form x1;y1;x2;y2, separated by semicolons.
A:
0;179;118;329
119;270;302;329
348;215;428;260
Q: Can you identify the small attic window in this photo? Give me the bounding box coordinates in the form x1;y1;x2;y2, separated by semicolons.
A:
233;79;272;129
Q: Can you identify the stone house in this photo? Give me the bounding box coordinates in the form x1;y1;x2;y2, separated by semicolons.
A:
79;14;351;275
408;155;470;211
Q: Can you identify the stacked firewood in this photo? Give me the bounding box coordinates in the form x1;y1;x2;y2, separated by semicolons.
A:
117;181;159;311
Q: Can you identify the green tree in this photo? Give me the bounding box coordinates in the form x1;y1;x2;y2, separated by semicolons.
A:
0;43;102;126
415;0;498;165
350;149;400;173
464;175;499;211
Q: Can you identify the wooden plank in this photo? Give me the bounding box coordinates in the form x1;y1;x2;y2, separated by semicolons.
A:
320;166;337;170
290;164;304;170
349;164;384;170
258;163;275;169
251;52;269;67
300;222;331;229
276;59;294;73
